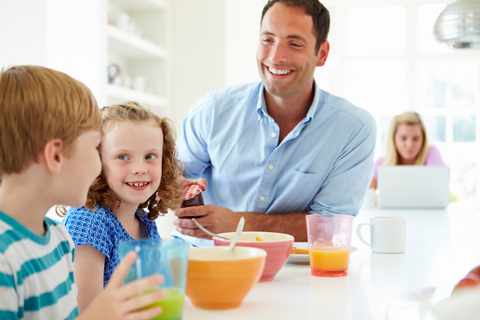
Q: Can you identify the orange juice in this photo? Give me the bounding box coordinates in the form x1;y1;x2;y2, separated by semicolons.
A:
310;246;350;277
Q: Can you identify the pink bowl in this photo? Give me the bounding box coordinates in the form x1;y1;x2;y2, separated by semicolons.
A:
213;232;294;282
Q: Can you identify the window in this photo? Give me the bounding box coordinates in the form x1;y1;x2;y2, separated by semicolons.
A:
321;0;480;204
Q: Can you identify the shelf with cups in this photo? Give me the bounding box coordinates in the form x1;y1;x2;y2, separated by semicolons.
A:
110;0;167;11
107;25;167;59
105;0;169;113
106;84;167;108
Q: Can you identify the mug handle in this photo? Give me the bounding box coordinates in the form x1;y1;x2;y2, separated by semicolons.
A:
356;223;372;246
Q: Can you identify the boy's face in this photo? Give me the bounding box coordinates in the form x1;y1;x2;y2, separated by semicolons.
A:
100;121;164;207
61;130;102;206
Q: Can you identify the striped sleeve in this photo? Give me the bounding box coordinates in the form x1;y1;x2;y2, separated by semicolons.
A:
0;256;18;319
0;215;79;320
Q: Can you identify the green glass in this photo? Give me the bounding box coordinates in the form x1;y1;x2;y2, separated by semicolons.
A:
119;239;189;320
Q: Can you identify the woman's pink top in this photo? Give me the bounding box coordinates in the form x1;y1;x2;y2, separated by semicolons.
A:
372;145;447;180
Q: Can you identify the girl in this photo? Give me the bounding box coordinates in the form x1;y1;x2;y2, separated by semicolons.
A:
63;101;183;312
369;111;447;190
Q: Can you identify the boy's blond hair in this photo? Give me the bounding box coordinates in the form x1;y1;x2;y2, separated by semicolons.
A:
0;65;101;176
85;101;183;220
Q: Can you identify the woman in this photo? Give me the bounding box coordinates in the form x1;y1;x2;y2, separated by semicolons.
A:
370;112;447;189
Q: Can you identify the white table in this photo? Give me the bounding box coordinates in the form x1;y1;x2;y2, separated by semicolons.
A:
182;205;480;320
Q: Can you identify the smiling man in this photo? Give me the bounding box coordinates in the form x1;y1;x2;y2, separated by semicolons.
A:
173;0;376;242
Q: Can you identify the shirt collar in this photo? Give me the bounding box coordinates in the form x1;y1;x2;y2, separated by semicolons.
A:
256;83;268;120
256;80;321;124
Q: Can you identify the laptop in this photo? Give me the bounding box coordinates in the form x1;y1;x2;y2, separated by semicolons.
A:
377;166;450;209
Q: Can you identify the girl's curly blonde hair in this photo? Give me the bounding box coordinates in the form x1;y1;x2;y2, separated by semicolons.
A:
85;101;183;220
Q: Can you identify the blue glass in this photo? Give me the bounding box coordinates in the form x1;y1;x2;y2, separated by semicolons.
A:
118;239;189;320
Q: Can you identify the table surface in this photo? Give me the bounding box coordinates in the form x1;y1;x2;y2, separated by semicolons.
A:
182;205;480;320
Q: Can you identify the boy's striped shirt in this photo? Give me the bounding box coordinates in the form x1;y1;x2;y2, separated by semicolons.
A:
0;211;78;320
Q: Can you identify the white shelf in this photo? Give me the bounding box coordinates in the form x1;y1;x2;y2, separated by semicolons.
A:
107;24;167;59
110;0;167;11
106;84;167;108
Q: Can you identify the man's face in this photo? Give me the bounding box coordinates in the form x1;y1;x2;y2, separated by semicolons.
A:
257;3;329;99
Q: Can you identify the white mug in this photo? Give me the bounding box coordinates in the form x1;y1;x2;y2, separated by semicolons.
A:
356;216;406;253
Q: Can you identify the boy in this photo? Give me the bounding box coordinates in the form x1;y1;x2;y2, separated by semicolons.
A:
0;65;165;320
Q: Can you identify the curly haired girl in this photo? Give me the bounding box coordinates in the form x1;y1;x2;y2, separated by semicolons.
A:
62;101;183;312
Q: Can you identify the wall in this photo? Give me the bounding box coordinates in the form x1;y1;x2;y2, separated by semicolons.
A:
0;0;104;100
159;0;226;237
169;0;226;130
224;0;264;87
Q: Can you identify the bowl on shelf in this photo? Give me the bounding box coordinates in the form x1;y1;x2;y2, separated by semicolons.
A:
213;231;294;282
186;246;266;310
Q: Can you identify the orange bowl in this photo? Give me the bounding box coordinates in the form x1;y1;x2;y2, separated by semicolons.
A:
186;246;266;309
213;232;294;282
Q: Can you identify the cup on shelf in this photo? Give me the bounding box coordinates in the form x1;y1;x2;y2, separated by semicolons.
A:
306;214;354;277
133;75;146;92
357;216;407;253
107;63;121;85
107;12;114;25
114;12;130;31
145;86;154;94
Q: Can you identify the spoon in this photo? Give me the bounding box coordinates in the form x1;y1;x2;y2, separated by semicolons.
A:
191;218;229;240
225;217;245;259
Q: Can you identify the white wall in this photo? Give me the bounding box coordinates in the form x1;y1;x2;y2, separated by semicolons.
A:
0;0;104;101
159;0;227;238
224;0;264;87
0;0;48;67
169;0;226;130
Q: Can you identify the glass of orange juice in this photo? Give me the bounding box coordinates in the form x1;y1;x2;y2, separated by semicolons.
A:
119;239;189;320
306;214;353;277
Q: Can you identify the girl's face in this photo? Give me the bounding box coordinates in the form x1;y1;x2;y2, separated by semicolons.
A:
100;121;163;208
394;123;424;163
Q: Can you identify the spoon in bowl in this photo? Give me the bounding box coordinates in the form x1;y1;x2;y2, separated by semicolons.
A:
191;218;229;240
225;217;245;259
191;217;245;259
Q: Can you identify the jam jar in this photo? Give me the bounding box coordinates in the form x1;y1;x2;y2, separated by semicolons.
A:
181;185;204;207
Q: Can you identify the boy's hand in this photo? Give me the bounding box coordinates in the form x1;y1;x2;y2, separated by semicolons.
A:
79;251;165;320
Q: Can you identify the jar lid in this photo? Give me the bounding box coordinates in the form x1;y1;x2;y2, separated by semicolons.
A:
182;185;202;201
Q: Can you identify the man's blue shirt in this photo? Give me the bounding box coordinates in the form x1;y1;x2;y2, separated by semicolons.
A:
177;81;376;216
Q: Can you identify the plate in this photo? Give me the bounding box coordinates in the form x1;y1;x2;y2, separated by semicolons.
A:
287;242;358;264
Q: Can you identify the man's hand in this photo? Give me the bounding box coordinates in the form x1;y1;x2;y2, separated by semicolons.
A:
79;251;165;320
173;205;241;239
177;176;207;191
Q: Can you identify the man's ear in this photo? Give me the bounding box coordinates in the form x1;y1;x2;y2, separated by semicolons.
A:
40;138;65;174
316;40;330;67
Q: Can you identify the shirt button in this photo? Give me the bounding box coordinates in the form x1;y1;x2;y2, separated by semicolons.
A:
260;196;265;201
268;164;274;169
271;133;276;138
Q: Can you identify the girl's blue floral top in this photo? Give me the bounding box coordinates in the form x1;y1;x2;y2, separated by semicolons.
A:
63;204;160;286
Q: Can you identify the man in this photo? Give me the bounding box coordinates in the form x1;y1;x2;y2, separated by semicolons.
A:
173;0;376;242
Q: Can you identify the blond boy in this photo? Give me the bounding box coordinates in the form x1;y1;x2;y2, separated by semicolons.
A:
0;65;165;320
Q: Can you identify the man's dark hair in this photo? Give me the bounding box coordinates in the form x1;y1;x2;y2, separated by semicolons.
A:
261;0;330;54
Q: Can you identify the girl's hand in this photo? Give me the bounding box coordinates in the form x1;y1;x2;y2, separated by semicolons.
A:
78;251;165;320
178;175;207;191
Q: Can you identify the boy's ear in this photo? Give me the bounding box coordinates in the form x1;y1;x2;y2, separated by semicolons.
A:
40;138;65;174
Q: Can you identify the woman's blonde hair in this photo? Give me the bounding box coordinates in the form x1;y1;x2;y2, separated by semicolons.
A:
383;112;429;166
85;101;183;220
